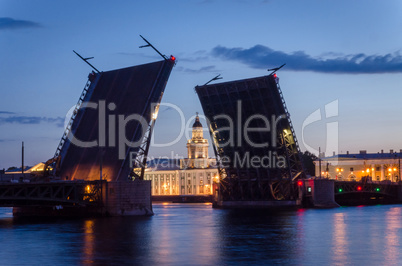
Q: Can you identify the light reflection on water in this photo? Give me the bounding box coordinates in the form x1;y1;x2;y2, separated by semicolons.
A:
0;204;402;265
83;219;95;264
384;207;401;263
332;212;348;265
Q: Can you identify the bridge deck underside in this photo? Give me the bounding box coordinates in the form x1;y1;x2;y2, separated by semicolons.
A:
58;60;174;181
196;75;305;202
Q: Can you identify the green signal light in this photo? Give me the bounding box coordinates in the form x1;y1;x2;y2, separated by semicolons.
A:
376;188;380;192
338;188;343;192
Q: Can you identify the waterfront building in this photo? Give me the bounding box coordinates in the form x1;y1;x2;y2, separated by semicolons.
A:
315;150;402;182
144;114;218;195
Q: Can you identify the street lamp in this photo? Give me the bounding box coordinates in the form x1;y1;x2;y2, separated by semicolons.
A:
387;167;398;182
336;168;344;180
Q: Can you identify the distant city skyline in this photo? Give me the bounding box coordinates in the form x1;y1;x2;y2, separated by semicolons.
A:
1;0;402;169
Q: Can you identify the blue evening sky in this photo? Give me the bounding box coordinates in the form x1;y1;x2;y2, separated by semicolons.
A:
1;0;402;169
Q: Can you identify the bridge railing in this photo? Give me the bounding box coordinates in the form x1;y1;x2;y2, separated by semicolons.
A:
334;180;399;197
0;180;104;207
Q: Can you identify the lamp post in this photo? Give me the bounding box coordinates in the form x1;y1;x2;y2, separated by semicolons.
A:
319;147;322;179
365;168;373;182
393;167;397;182
398;155;401;182
387;167;397;182
336;168;344;180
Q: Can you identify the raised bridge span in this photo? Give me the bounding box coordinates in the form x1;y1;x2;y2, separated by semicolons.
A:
2;40;176;216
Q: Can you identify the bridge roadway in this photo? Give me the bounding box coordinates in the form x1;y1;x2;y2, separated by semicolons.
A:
0;180;153;217
0;180;102;207
334;180;402;205
300;179;402;207
1;179;401;212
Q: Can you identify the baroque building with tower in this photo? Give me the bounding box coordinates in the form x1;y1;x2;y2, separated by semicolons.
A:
144;114;218;196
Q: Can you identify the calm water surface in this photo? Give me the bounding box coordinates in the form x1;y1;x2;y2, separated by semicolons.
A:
0;203;402;265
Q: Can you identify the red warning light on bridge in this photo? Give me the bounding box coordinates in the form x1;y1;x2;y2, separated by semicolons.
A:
273;73;277;79
170;55;176;61
357;186;362;191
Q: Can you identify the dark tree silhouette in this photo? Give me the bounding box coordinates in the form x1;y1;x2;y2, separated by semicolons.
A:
6;166;17;171
300;151;317;176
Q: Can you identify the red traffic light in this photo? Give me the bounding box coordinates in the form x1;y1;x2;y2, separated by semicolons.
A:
297;181;303;186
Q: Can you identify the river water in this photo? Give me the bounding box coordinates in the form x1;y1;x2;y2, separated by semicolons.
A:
0;203;401;265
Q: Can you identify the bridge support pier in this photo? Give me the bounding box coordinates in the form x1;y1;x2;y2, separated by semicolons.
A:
102;180;153;216
300;179;339;208
313;179;340;208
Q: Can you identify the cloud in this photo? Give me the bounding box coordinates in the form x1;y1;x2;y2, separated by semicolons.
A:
0;17;42;30
212;45;402;74
176;65;218;73
0;111;16;115
177;55;210;63
0;116;64;127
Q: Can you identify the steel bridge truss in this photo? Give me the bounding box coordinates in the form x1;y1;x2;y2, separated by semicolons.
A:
196;74;306;202
334;181;398;198
0;181;103;207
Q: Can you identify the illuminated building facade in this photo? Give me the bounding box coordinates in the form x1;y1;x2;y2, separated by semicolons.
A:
181;114;213;169
144;115;218;195
315;150;402;182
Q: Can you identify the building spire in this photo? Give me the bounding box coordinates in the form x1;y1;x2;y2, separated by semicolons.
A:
192;112;202;128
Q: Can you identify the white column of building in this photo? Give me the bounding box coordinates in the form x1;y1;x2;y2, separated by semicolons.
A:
210;172;213;194
381;165;385;181
174;172;177;195
190;174;193;194
176;172;179;194
193;174;196;194
399;163;401;182
184;174;186;194
371;164;375;181
151;175;154;195
196;173;199;194
179;173;183;194
160;174;163;195
161;175;164;195
174;172;177;194
159;174;163;195
168;174;172;195
191;174;194;194
185;174;188;194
